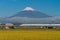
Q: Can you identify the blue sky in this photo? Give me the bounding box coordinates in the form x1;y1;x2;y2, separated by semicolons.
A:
0;0;60;17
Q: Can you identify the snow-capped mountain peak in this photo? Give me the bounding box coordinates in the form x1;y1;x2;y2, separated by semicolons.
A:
23;7;35;11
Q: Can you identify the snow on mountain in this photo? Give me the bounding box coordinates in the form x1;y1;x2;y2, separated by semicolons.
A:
23;7;35;11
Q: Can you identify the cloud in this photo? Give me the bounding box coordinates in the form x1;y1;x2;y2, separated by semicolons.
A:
1;16;60;24
2;16;60;24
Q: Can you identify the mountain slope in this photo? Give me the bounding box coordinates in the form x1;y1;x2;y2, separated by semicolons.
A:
10;11;51;18
10;7;51;18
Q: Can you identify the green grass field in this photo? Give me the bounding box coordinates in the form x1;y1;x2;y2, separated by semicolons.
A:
0;29;60;40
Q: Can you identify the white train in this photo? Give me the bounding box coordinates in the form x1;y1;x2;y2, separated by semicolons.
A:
20;24;60;26
20;24;60;29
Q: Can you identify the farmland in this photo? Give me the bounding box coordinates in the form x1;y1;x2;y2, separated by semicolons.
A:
0;29;60;40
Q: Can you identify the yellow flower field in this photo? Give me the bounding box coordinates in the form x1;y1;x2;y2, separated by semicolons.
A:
0;29;60;40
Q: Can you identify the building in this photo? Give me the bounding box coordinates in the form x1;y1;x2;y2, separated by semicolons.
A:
5;23;14;29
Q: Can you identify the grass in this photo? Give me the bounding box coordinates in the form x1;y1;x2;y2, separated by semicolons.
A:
0;29;60;40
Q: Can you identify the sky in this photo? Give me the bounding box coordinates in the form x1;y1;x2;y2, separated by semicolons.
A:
0;0;60;17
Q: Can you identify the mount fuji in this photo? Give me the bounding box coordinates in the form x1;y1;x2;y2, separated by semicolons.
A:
10;7;51;18
1;7;60;24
